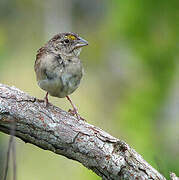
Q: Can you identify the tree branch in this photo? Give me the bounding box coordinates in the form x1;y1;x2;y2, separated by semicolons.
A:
170;173;179;180
0;83;172;179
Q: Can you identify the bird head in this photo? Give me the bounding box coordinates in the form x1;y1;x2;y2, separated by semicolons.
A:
48;32;88;58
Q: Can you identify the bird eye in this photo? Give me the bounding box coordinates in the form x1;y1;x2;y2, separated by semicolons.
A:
64;39;69;43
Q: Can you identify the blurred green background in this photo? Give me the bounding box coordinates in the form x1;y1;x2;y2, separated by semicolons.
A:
0;0;179;179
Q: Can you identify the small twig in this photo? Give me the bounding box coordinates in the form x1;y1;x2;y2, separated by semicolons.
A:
12;138;17;180
11;123;17;180
4;135;13;180
3;121;16;180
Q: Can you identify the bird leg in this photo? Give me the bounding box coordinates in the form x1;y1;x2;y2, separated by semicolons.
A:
38;92;49;107
66;96;85;121
44;92;49;107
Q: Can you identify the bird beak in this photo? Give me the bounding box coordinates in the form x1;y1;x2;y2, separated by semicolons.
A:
74;37;88;49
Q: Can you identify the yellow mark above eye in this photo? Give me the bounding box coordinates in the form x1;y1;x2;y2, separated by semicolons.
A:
66;35;77;40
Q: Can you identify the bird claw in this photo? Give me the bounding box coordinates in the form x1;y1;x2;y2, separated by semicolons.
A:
38;92;49;107
68;109;86;121
38;99;49;107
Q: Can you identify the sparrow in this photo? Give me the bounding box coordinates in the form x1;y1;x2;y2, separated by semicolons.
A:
34;32;88;120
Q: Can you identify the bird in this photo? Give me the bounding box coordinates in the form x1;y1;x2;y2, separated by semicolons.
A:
34;32;88;120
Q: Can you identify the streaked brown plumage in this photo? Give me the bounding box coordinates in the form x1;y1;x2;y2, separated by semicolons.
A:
34;32;88;120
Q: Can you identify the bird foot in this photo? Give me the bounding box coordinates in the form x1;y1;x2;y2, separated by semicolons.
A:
38;92;49;107
38;99;49;107
68;109;86;121
66;96;86;121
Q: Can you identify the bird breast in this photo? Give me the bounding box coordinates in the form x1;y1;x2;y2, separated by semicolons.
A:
37;56;83;98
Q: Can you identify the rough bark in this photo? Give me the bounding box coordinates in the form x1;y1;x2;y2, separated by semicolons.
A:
170;173;179;180
0;83;170;179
